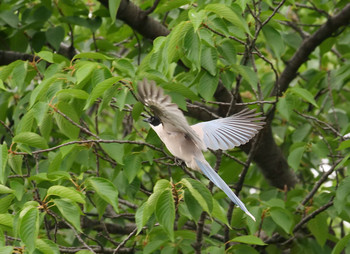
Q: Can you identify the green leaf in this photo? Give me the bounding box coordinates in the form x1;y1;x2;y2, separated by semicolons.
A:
132;102;144;121
0;185;13;194
262;25;285;58
0;246;13;254
73;52;113;61
113;59;135;78
218;39;236;65
277;96;292;121
0;214;13;228
188;9;206;31
46;186;85;204
135;203;145;234
0;10;19;28
109;0;121;23
205;4;250;35
13;132;48;149
156;189;175;241
19;207;39;253
0;79;5;91
123;154;142;183
54;101;80;140
29;76;57;108
201;46;218;76
289;87;318;108
84;76;122;109
337;140;350;150
142;179;171;229
181;178;213;214
75;62;98;84
53;198;82;231
46;26;65;51
334;177;350;214
35;239;60;254
230;235;267;246
307;213;328;247
163;83;199;101
183;27;201;70
198;71;219;101
56;89;89;100
232;64;258;89
0;144;8;185
166;21;192;64
88;177;119;212
212;199;229;226
270;207;293;234
287;146;305;171
100;142;124;165
332;233;350;254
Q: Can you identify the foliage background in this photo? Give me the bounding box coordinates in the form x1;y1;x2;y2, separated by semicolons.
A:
0;0;350;253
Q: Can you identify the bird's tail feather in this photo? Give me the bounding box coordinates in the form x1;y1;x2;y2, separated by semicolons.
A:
194;158;255;221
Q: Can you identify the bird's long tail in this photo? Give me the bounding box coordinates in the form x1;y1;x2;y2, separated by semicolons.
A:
194;158;255;221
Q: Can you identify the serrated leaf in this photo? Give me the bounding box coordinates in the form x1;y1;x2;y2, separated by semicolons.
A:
156;189;175;241
75;62;98;84
287;146;305;171
13;132;48;149
135;203;145;235
270;207;293;234
205;4;250;35
46;26;65;51
123;154;142;183
166;21;192;64
188;9;206;31
19;207;39;253
56;89;89;100
201;46;218;76
231;235;267;246
88;177;119;212
218;39;237;65
181;178;213;214
0;214;13;228
183;27;201;70
262;25;285;58
232;64;258;89
290;87;318;108
0;185;13;194
84;76;122;109
53;198;82;231
109;0;121;23
142;180;171;229
54;101;80;140
47;186;85;204
332;233;350;254
163;83;199;101
307;213;328;247
73;52;113;61
198;71;219;101
0;144;8;185
35;239;60;254
29;76;57;108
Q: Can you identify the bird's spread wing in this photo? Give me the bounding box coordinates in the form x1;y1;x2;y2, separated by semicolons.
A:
137;79;204;149
192;108;265;151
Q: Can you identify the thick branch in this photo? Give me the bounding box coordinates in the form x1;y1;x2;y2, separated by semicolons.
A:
272;3;350;95
98;0;169;40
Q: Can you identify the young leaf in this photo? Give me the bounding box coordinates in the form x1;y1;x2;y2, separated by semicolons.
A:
88;177;119;213
19;207;39;253
155;189;175;241
13;132;48;149
46;186;85;204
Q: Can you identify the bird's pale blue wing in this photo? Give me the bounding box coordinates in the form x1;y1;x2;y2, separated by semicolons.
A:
195;158;255;221
192;109;265;151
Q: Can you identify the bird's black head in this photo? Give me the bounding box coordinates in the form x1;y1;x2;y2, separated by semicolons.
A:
143;116;161;126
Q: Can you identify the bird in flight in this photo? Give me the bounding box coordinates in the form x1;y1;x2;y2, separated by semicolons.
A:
137;79;265;221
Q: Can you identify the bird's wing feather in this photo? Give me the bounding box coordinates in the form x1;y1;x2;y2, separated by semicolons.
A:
195;158;255;221
137;79;205;149
192;108;265;151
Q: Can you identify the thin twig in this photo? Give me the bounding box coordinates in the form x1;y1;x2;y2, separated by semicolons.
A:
113;227;137;253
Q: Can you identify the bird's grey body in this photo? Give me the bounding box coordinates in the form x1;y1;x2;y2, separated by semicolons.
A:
138;79;265;221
